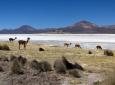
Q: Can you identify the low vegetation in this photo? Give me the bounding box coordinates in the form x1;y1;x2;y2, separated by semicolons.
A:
88;50;92;54
11;58;24;74
40;61;52;72
0;42;115;85
0;66;4;72
54;59;67;74
68;69;81;78
0;44;10;51
104;49;114;56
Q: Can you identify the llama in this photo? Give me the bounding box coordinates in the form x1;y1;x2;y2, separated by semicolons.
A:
9;37;17;42
64;43;71;47
18;37;30;49
75;43;81;48
96;45;102;50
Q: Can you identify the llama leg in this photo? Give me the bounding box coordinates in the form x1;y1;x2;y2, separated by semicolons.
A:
24;44;26;49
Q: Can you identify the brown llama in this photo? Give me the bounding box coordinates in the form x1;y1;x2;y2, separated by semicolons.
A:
64;43;71;47
96;45;102;50
75;43;81;48
9;37;17;42
18;37;30;49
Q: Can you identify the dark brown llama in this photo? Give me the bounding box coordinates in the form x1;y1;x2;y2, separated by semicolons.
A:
18;37;30;49
75;43;81;48
96;45;102;50
64;43;71;47
9;37;17;42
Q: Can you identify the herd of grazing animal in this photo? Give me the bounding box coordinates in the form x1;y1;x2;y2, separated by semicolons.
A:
64;43;72;47
8;37;30;50
64;42;103;50
8;37;103;50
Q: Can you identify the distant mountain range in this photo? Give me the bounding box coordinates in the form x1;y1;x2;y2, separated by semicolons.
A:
1;20;115;34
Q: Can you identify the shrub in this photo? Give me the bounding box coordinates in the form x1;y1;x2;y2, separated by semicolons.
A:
100;69;115;85
11;59;24;75
68;69;81;78
10;55;17;61
88;50;92;54
40;61;52;72
2;44;10;51
0;66;4;72
104;49;114;56
18;56;27;66
0;56;9;62
54;59;66;74
0;44;10;51
93;81;100;85
39;48;45;51
0;45;3;50
30;60;41;71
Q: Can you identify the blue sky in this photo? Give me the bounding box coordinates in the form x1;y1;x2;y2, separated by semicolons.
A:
0;0;115;29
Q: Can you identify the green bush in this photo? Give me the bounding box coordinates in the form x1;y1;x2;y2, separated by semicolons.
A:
104;49;114;56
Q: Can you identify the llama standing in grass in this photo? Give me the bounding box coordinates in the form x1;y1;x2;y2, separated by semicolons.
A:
75;43;81;48
9;37;17;42
18;37;30;49
64;43;72;47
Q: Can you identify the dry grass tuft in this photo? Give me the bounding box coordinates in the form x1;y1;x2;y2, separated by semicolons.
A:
104;49;114;56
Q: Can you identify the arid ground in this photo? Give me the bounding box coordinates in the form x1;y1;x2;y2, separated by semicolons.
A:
0;41;115;85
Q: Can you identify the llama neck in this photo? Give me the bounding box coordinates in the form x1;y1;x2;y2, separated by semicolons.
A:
26;39;29;43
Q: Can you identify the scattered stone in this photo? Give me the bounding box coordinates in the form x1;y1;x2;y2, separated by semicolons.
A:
39;48;45;51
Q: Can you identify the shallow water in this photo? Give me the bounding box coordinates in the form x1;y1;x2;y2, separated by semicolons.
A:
0;34;115;50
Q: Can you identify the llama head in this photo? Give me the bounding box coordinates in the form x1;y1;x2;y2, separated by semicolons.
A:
27;37;30;43
15;37;17;39
27;37;30;40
